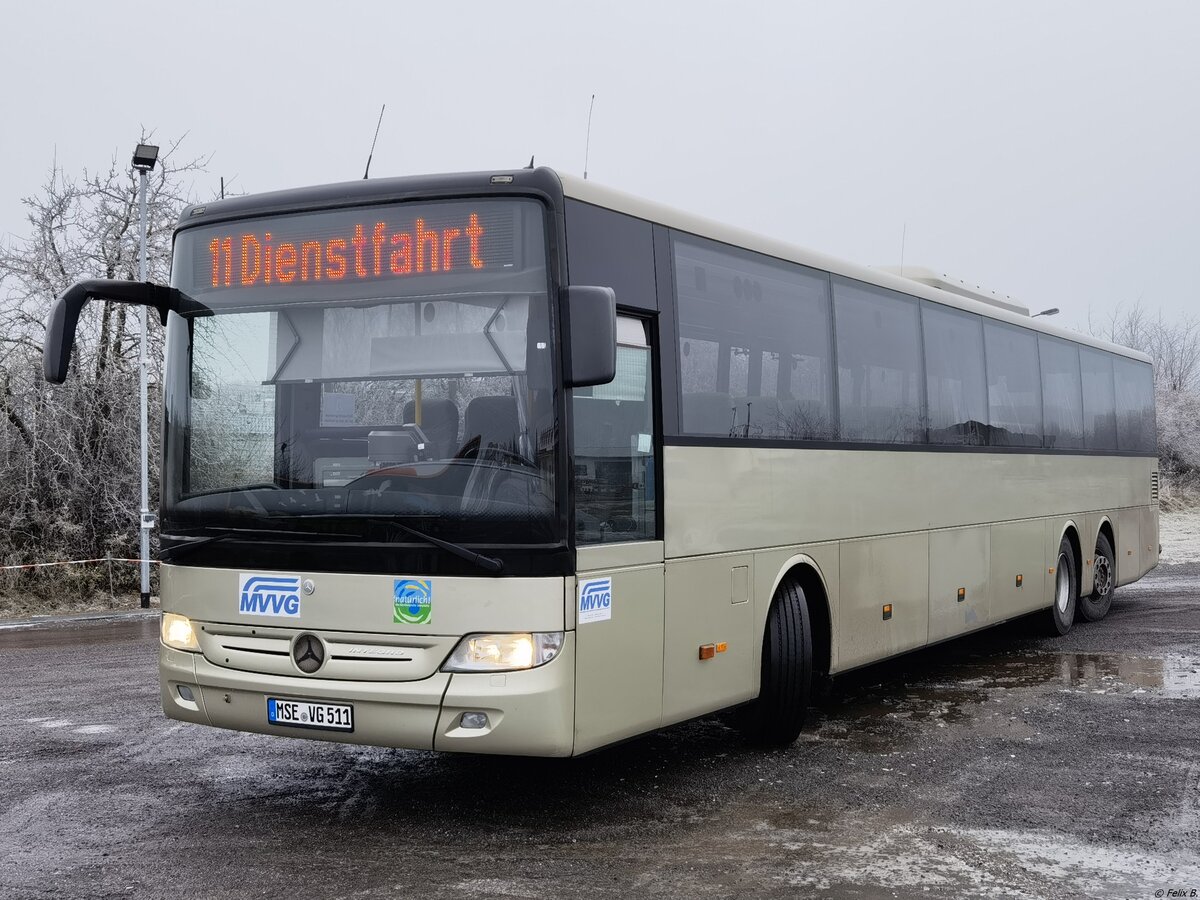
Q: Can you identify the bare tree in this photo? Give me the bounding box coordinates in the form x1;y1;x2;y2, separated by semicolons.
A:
1091;301;1200;392
0;134;212;600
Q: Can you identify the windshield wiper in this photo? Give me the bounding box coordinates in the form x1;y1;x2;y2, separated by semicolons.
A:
383;518;504;574
273;514;504;574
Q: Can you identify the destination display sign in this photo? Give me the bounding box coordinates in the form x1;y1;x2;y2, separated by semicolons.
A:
175;200;529;301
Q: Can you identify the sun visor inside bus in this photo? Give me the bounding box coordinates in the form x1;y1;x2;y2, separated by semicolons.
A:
370;331;528;378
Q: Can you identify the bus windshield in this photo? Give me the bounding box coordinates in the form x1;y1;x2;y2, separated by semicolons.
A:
161;198;560;551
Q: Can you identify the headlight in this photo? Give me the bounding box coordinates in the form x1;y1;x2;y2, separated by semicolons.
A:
442;632;564;673
161;612;200;652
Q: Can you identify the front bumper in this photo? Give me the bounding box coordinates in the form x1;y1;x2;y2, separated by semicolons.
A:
160;632;576;757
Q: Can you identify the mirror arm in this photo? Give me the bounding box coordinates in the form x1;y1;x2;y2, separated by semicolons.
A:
43;279;181;384
63;279;178;327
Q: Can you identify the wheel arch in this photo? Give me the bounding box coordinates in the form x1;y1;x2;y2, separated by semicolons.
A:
767;554;832;679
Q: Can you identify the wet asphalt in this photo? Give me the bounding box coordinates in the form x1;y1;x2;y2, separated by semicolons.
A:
2;565;1199;900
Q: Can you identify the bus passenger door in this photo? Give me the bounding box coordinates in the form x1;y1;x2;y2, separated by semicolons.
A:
572;317;665;754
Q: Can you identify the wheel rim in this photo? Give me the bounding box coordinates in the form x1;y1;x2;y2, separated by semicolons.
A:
1056;552;1071;614
1094;553;1112;598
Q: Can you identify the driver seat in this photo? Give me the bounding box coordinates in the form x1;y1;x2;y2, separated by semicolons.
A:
460;395;523;514
463;396;519;455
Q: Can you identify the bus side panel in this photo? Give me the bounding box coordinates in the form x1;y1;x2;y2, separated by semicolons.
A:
662;553;755;725
1116;508;1142;586
1142;505;1160;577
990;521;1048;617
928;526;991;643
572;561;665;755
837;533;929;671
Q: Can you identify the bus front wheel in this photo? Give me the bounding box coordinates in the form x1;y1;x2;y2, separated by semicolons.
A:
1078;532;1116;622
737;579;812;746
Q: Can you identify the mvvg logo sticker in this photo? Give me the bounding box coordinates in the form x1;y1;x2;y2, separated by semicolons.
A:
393;579;432;625
238;574;302;617
578;578;612;624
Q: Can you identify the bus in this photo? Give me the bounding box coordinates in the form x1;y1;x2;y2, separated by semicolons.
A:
42;167;1158;755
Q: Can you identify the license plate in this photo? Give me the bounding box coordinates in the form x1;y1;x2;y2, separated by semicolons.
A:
267;697;354;732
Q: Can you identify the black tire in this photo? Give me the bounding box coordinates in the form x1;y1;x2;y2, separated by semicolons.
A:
1047;536;1078;636
736;580;812;746
1078;532;1116;622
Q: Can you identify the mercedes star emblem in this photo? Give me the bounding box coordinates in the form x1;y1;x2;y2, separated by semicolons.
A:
293;634;325;674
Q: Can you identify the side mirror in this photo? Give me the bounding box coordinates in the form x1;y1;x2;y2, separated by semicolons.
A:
43;279;180;384
564;285;617;388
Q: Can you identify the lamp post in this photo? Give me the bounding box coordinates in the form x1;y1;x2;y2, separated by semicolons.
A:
1032;307;1060;318
132;143;159;609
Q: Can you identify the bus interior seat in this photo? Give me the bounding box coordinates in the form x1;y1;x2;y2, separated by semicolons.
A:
463;396;519;455
459;395;523;513
682;392;734;435
403;398;460;458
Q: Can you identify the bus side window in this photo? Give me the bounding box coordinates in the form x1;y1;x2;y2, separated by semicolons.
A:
573;319;657;544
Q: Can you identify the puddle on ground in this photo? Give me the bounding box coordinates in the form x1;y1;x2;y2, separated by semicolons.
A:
819;652;1200;739
0;617;157;651
964;652;1200;698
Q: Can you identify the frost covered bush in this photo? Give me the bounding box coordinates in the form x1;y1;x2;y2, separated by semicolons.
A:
0;137;209;601
1157;387;1200;509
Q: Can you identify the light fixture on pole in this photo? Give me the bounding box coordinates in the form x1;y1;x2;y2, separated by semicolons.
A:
132;144;159;170
1031;307;1060;318
132;143;159;609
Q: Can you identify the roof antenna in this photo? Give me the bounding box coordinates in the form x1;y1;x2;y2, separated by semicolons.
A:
363;104;386;179
526;155;535;169
583;93;596;180
899;222;907;277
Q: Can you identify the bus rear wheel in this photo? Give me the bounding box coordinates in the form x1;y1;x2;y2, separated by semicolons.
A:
1078;532;1116;622
736;579;812;746
1047;536;1078;636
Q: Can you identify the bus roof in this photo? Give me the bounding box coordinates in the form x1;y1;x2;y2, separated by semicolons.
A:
555;170;1152;366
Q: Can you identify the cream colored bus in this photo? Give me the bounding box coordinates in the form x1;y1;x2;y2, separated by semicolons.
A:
43;167;1158;754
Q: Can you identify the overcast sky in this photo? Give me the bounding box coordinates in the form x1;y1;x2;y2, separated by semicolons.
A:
2;1;1196;332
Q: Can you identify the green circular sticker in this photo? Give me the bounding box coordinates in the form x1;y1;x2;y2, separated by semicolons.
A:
393;579;432;625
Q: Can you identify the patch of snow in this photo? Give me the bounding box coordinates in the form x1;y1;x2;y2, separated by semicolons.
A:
1159;508;1200;564
758;819;1200;897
